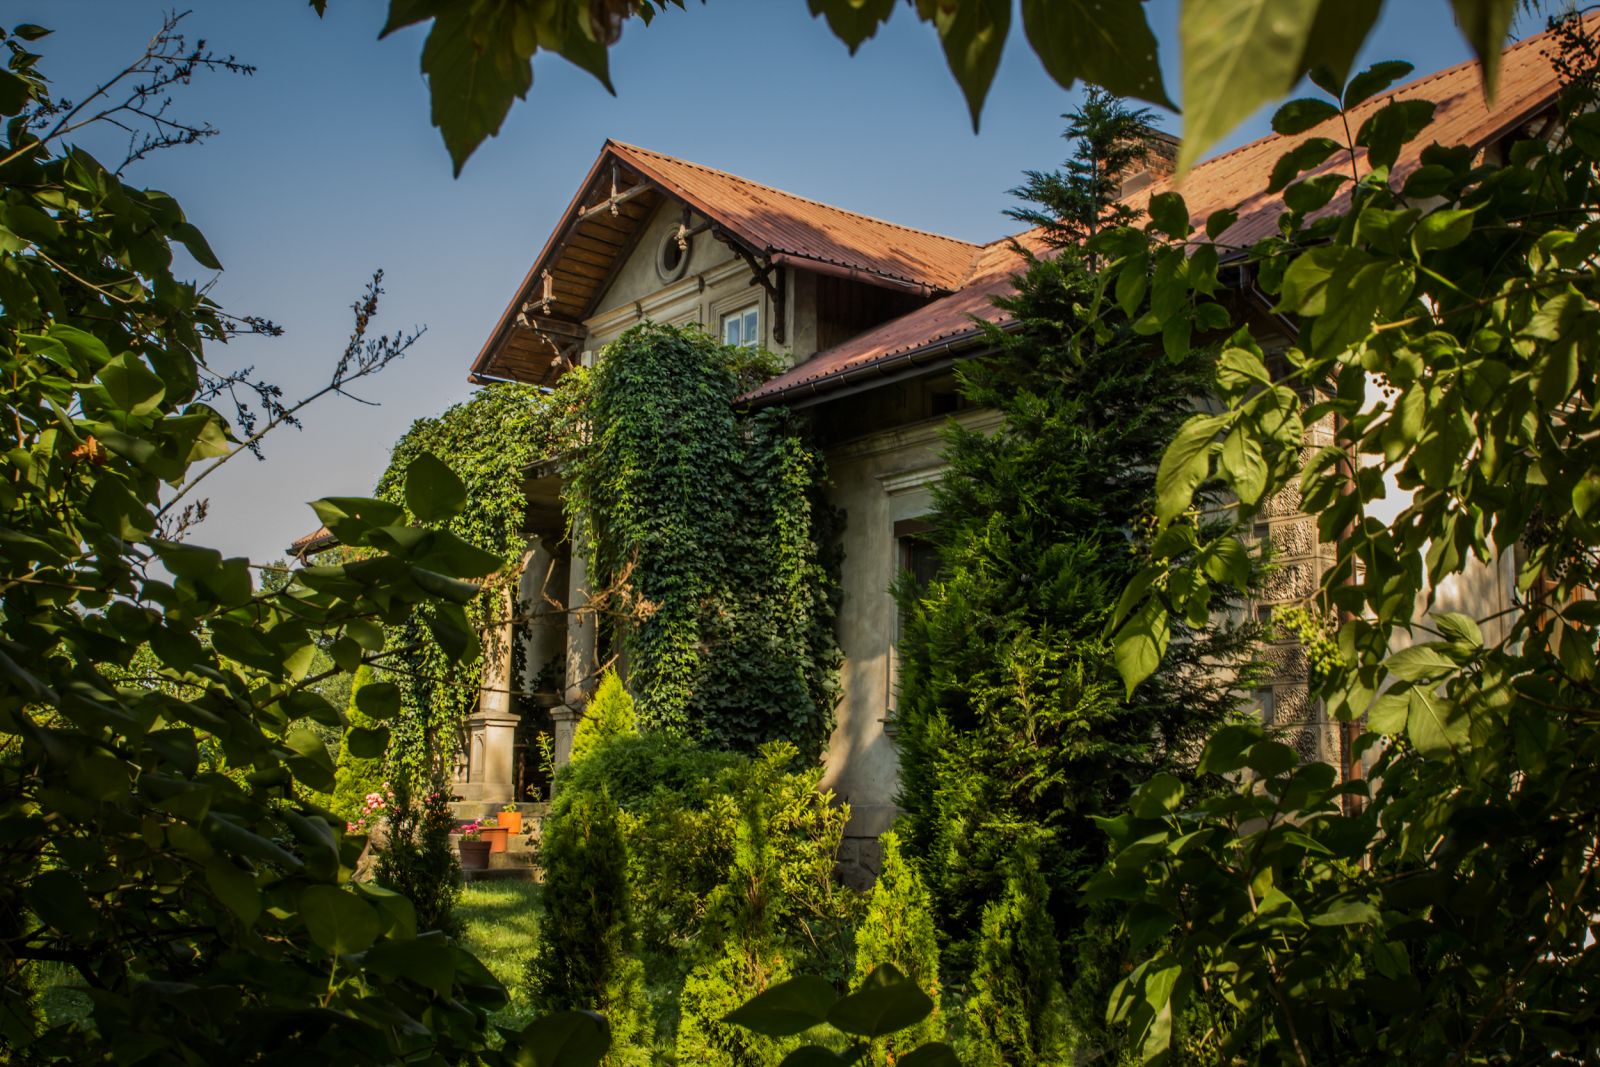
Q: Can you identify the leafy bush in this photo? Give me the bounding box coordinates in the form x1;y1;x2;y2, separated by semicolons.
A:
959;846;1070;1067
529;788;653;1063
851;831;944;1062
330;665;389;825
570;669;637;765
376;779;462;935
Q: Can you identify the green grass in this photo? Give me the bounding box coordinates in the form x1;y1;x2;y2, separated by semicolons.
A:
457;879;545;1029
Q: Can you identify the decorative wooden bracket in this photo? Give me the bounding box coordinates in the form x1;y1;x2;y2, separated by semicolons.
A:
714;228;787;344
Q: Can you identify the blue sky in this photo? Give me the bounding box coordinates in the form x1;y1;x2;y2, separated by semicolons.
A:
27;1;1501;562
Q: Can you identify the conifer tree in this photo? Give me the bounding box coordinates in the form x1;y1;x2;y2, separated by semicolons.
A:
529;788;653;1064
852;831;943;1064
960;847;1070;1067
893;92;1260;977
570;668;638;764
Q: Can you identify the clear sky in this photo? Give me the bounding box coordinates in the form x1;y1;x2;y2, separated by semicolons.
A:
25;1;1512;563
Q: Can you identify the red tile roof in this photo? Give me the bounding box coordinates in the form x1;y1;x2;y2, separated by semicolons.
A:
287;525;335;557
742;22;1575;406
609;142;984;293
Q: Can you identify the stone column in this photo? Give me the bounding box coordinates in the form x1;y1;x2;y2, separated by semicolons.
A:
462;581;519;804
553;523;598;776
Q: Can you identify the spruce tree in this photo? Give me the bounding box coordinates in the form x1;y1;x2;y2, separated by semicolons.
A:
893;93;1259;979
570;668;638;764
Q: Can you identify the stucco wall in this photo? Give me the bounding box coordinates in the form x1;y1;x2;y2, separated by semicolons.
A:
584;202;813;362
819;406;1003;874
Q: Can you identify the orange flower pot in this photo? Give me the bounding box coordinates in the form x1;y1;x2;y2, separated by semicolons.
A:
480;826;510;854
498;810;522;835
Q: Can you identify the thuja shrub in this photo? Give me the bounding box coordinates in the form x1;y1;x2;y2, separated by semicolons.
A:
852;831;944;1063
375;779;462;935
960;846;1070;1067
569;668;637;765
528;788;653;1063
567;323;841;755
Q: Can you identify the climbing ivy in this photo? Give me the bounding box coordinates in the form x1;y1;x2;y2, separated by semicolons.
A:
566;323;841;756
375;377;588;775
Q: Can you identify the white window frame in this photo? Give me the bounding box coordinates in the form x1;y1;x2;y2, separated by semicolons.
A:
720;304;760;348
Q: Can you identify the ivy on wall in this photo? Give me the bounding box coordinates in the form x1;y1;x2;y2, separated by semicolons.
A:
376;378;588;774
566;323;841;756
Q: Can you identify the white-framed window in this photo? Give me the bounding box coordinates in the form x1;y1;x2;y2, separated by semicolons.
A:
721;305;759;348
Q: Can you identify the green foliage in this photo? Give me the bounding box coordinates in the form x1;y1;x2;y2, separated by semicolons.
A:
549;736;859;1052
329;665;389;824
724;964;960;1067
0;25;539;1063
310;0;1522;181
570;668;637;764
568;323;841;755
894;97;1260;979
375;779;462;935
375;376;587;779
529;788;653;1063
1102;34;1600;1065
960;848;1069;1067
851;832;943;1064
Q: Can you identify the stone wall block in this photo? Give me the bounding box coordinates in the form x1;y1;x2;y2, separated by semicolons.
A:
1263;481;1303;518
1261;561;1315;602
1268;518;1317;559
1263;642;1309;682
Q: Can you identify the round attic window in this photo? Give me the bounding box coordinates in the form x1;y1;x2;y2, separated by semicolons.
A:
655;229;691;282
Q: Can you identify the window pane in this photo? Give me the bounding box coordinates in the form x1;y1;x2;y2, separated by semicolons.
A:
743;309;759;345
723;315;740;345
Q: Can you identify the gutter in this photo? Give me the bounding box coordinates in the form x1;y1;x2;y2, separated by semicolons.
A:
744;320;1021;411
766;251;944;299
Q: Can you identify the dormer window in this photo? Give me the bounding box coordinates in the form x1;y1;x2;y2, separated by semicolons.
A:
721;305;759;348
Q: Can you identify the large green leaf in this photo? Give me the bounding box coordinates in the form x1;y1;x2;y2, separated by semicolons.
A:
1115;595;1170;696
1449;0;1515;97
827;965;933;1038
506;1009;611;1067
724;974;836;1037
1406;686;1468;758
1177;0;1321;174
1155;413;1224;524
917;0;1010;131
808;0;897;54
1020;0;1173;109
422;4;535;176
299;885;381;955
405;449;468;522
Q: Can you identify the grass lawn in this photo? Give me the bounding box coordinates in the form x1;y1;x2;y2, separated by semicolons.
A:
457;879;545;1029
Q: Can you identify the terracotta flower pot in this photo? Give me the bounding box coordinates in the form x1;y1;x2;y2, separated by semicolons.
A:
459;838;491;870
498;809;522;835
480;826;510;854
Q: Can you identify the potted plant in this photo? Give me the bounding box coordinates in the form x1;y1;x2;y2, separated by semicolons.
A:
498;801;522;835
458;821;490;870
478;813;510;854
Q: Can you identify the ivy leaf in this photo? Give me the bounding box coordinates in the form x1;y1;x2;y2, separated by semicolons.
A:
1177;0;1321;174
917;0;1010;132
1020;0;1174;110
724;974;836;1036
405;450;468;522
299;885;380;956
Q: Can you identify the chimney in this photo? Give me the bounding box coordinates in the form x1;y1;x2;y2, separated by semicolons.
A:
1116;128;1180;198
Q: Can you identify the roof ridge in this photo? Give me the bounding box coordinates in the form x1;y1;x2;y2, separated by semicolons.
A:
608;140;982;250
1167;15;1571;177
